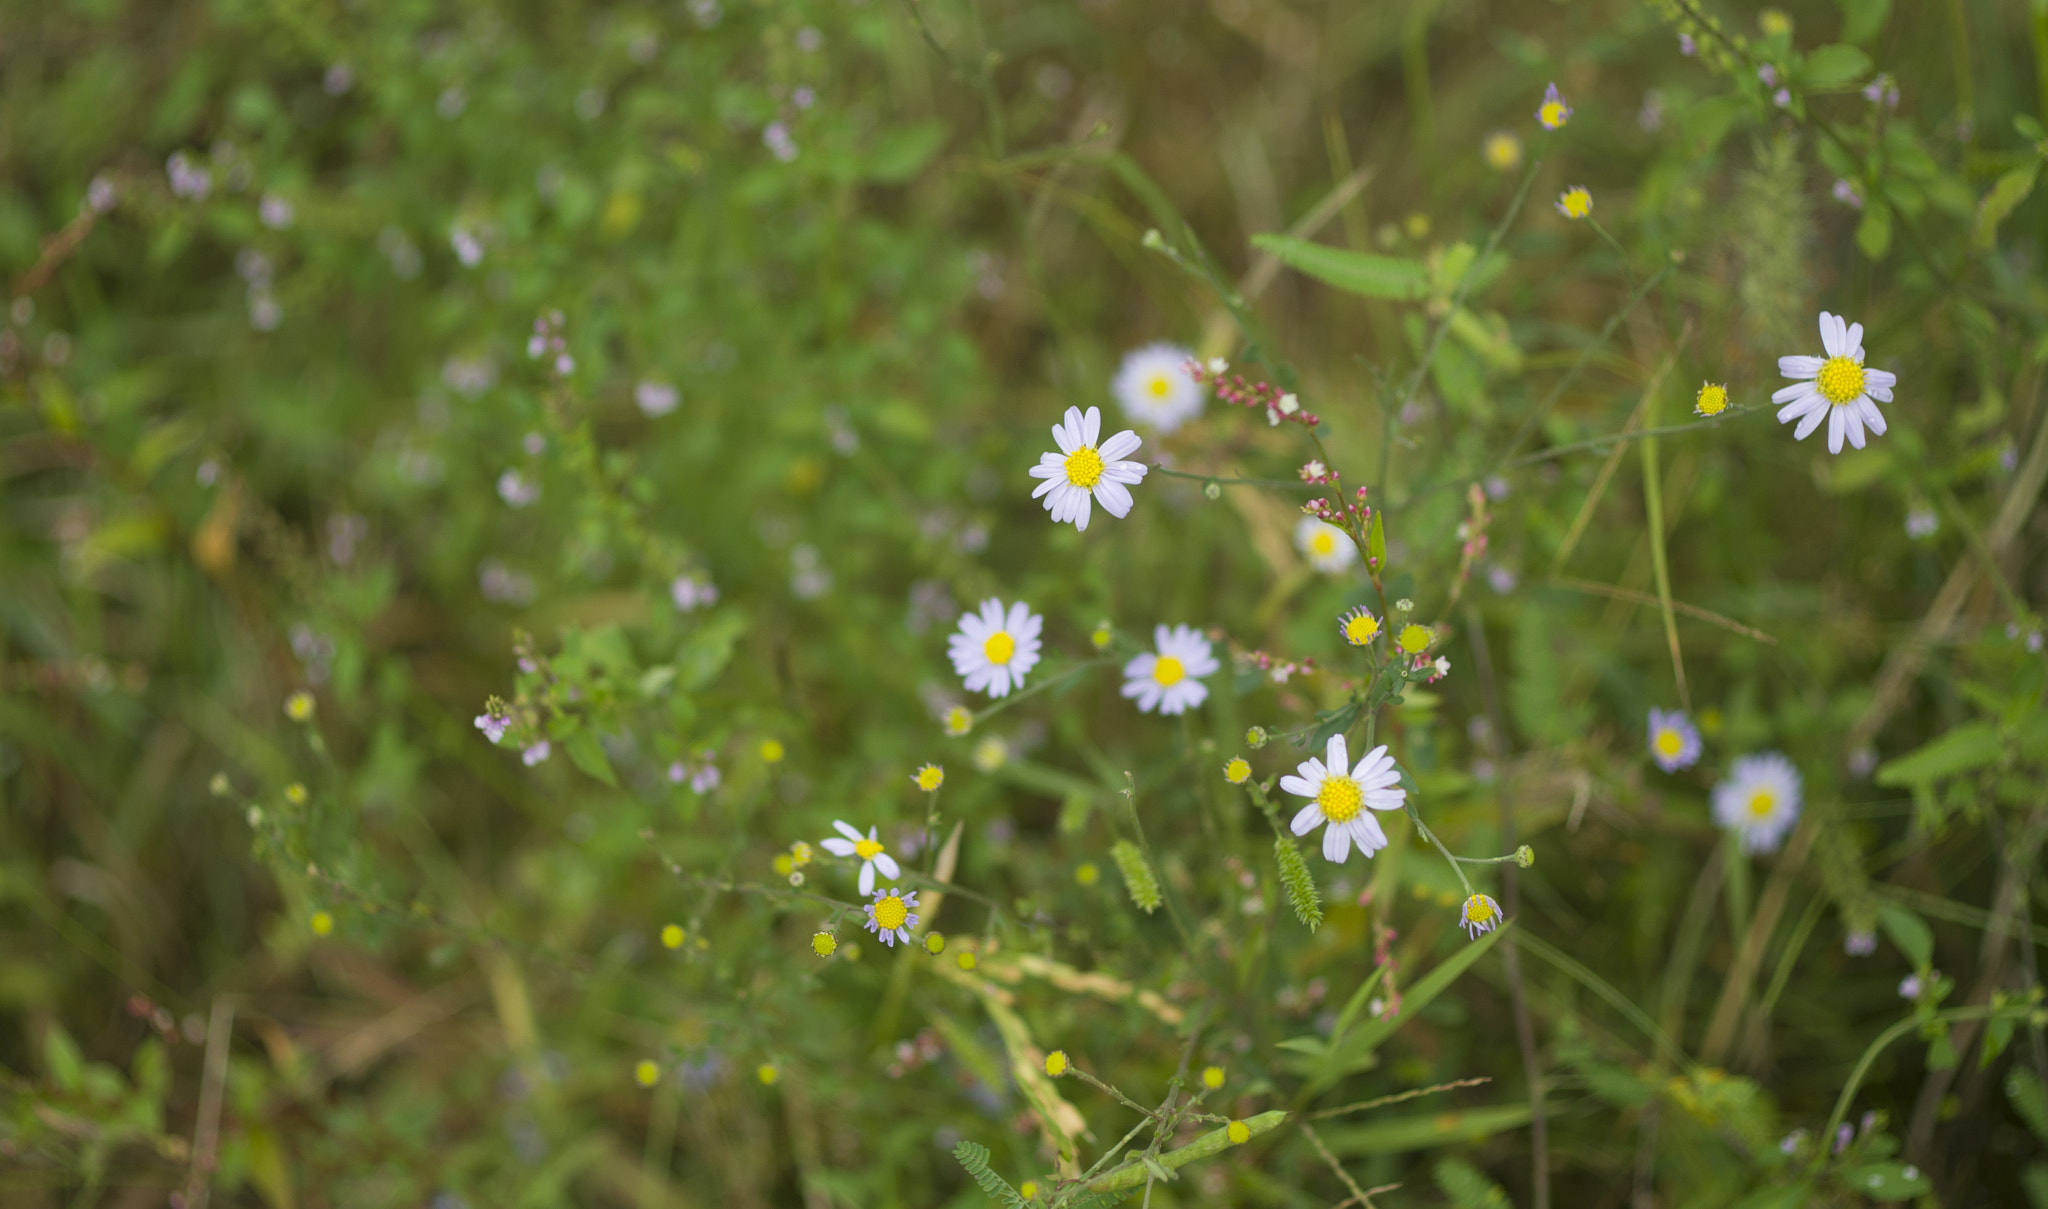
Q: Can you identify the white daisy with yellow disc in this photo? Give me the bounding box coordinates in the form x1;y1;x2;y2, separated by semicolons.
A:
1121;624;1220;715
946;597;1043;698
1028;405;1149;531
1280;734;1408;863
1112;342;1205;434
1772;311;1897;454
1295;516;1358;573
1711;752;1803;854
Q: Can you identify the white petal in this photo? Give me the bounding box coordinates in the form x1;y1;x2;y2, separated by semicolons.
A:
858;863;876;896
1820;312;1844;357
1099;430;1142;461
1081;406;1101;447
1032;475;1063;499
1094;478;1134;519
1351;815;1388;855
1865;382;1893;403
1864;368;1896;390
1365;787;1408;811
1858;397;1887;435
1101;460;1149;484
873;853;900;880
1794;406;1828;440
1071;489;1093;531
1279;774;1319;798
1323;820;1352;862
1827;406;1845;454
1324;734;1350;779
1843;321;1864;359
1028;462;1062;480
1290;803;1324;835
833;820;864;841
1772;381;1819;404
821;837;857;856
1055;408;1083;454
1778;355;1823;379
1842;402;1867;449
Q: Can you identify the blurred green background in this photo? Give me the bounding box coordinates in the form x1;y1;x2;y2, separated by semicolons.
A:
4;0;2048;1205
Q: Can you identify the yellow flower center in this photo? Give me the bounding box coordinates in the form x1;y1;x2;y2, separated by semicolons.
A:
1464;895;1497;924
1747;791;1775;819
1223;757;1250;784
914;765;944;791
1695;383;1728;416
983;630;1016;664
1559;188;1591;219
855;837;884;860
1311;531;1336;556
1153;656;1185;686
1147;374;1172;399
1065;445;1105;488
872;894;908;931
1655;730;1684;758
1317;775;1364;823
1817;356;1866;406
1398;624;1433;654
1343;613;1381;645
1540;101;1568;128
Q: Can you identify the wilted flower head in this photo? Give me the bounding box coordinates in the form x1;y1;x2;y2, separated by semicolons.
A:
1536;82;1572;130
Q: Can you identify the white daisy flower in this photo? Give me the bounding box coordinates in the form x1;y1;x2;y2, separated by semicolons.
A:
1121;624;1220;715
1646;707;1702;773
1460;893;1503;939
1028;406;1148;531
1295;517;1359;573
1281;735;1407;863
1112;343;1205;433
821;820;901;895
1772;311;1898;454
863;887;920;947
946;598;1043;698
1711;752;1803;854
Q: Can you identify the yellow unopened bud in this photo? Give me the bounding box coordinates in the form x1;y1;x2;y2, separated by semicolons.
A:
285;691;315;722
1043;1050;1068;1077
1226;1120;1251;1145
662;924;685;949
310;911;333;936
943;706;973;737
956;951;977;970
1223;758;1251;785
925;932;946;955
759;738;785;763
1202;1065;1225;1089
1019;1181;1038;1200
284;783;309;806
811;932;837;957
1075;862;1100;886
757;1063;779;1085
635;1060;660;1087
1245;726;1269;750
912;763;945;791
773;853;795;876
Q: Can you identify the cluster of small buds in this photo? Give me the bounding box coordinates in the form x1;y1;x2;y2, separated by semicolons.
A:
668;752;722;794
526;310;574;377
1242;649;1317;684
1186;361;1321;428
166;151;213;201
884;1029;944;1079
1862;74;1900;109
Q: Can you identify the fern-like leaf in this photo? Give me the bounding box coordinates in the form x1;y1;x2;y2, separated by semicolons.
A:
953;1140;1029;1208
1274;836;1322;931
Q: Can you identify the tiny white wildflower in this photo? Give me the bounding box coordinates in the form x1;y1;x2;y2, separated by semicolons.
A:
1711;752;1803;854
1028;406;1148;531
946;598;1043;698
1773;311;1897;454
1295;517;1358;573
1120;624;1219;715
1112;343;1205;433
1646;708;1702;773
822;821;901;896
1281;735;1407;863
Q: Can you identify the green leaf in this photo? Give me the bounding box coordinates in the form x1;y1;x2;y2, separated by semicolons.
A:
1802;44;1872;88
952;1140;1029;1208
676;611;747;691
1367;510;1387;570
865;120;947;183
1080;1111;1288;1194
1971;161;2041;253
1317;923;1511;1084
1732;1185;1815;1209
1838;0;1891;43
1251;235;1427;300
1855;204;1892;260
1318;1103;1533;1156
1434;1157;1512;1208
1836;1162;1931;1201
1875;723;2003;789
2007;1068;2048;1141
1275;1036;1329;1056
563;729;618;787
45;1026;83;1092
1875;902;1933;967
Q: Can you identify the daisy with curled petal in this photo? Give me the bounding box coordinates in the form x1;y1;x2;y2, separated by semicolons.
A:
1338;605;1381;647
1122;624;1220;715
947;598;1043;698
1712;752;1803;854
1646;707;1703;773
864;887;920;947
1773;311;1897;454
1460;893;1503;939
1295;517;1358;573
1112;343;1205;433
1281;735;1407;863
1028;406;1148;531
821;820;901;895
1536;82;1572;130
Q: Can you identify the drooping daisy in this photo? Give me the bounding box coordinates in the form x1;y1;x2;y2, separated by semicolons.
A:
1122;624;1220;715
863;887;920;947
1295;517;1359;573
1112;343;1205;433
1459;893;1503;939
1028;406;1148;531
1711;752;1803;854
1646;707;1703;773
1536;82;1573;130
822;820;901;895
947;598;1043;698
1555;186;1592;220
1772;311;1897;454
1281;734;1407;863
1339;605;1382;647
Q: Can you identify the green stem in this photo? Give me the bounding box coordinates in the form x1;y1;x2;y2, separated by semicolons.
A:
1809;1005;2026;1178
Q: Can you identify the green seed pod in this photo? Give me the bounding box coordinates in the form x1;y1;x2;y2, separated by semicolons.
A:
1274;837;1323;932
1109;840;1162;914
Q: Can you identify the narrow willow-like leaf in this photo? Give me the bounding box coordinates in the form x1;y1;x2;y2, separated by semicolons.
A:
1274;837;1323;931
1110;840;1162;914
